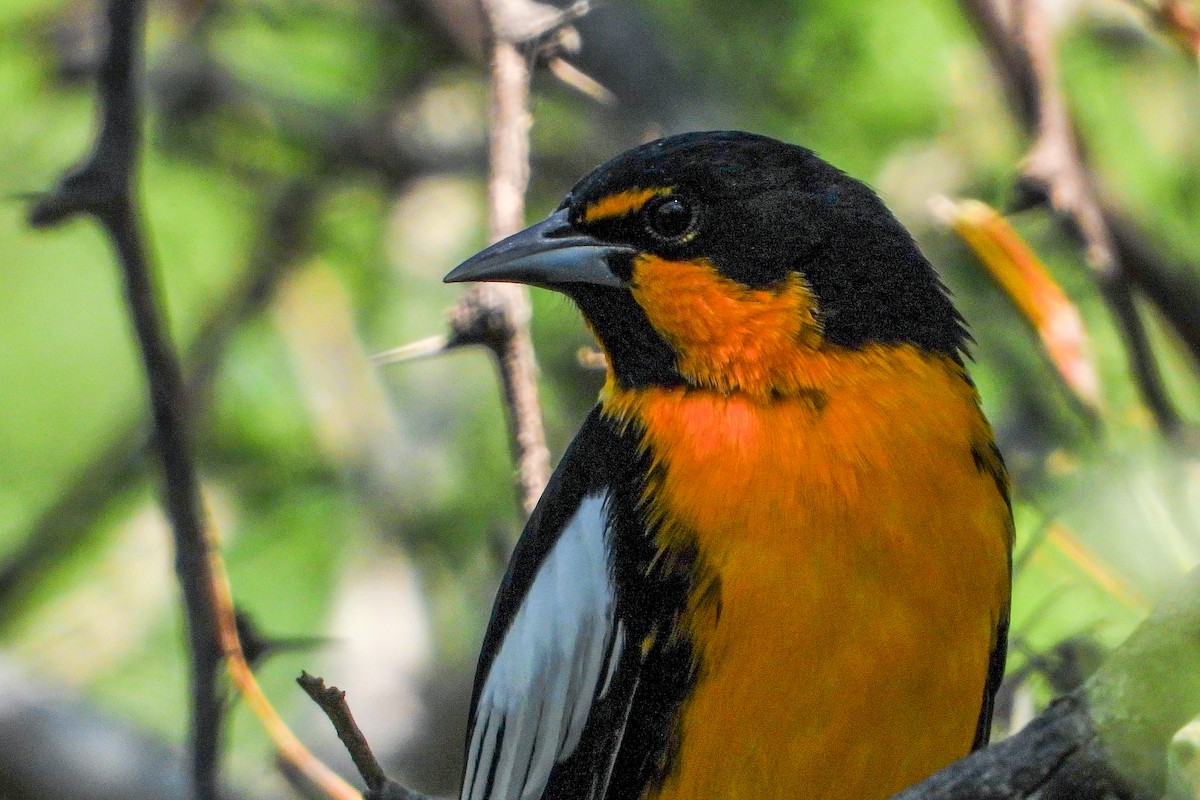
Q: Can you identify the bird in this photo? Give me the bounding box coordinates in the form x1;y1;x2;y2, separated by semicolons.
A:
443;131;1012;800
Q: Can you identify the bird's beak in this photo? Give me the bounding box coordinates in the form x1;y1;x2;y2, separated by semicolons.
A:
444;208;632;289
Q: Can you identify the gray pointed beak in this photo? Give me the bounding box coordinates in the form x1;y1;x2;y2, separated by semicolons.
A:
444;208;632;289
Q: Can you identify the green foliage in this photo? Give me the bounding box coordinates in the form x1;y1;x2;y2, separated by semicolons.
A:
2;0;1199;792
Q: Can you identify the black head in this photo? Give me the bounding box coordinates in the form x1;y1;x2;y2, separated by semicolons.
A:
447;131;968;390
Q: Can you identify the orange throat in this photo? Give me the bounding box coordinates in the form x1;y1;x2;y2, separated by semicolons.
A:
624;254;826;398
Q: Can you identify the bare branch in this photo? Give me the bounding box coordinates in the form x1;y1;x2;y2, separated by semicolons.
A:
27;2;224;795
0;179;318;619
960;2;1200;377
297;674;426;800
205;550;361;800
1013;0;1116;278
1107;214;1200;371
546;57;616;105
437;0;582;516
296;3;590;790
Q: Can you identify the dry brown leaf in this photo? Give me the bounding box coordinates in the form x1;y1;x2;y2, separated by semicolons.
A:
933;197;1104;415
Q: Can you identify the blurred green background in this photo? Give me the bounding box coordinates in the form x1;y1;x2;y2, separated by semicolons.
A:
1;0;1199;797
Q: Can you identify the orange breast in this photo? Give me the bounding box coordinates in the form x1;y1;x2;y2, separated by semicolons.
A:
602;347;1011;800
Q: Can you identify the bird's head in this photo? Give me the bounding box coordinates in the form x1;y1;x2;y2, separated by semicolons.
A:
446;131;966;396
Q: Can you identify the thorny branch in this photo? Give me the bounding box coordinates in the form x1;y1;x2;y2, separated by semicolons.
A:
28;1;223;797
438;0;584;517
958;2;1200;373
303;1;580;794
19;0;595;795
0;180;318;619
10;0;605;614
960;0;1195;438
380;0;599;517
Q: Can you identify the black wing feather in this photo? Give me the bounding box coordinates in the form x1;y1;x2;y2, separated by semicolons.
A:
462;408;648;800
971;440;1014;750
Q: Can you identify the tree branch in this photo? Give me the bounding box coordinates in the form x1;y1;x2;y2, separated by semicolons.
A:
298;674;424;800
1107;214;1200;371
0;179;318;621
438;0;571;517
205;553;362;800
28;2;223;796
1012;0;1182;435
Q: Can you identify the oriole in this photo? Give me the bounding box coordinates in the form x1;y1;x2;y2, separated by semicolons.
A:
444;131;1012;800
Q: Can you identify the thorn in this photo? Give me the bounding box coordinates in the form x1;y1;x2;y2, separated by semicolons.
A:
371;334;451;366
1009;176;1049;214
492;0;591;47
547;57;616;105
235;610;328;669
577;346;608;370
561;0;592;23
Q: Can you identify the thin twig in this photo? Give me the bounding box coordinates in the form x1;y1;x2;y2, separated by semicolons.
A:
371;335;452;366
1014;0;1116;278
963;0;1200;382
28;2;225;797
297;674;383;791
547;57;616;105
1107;215;1200;370
1102;275;1182;432
296;673;423;800
306;5;592;789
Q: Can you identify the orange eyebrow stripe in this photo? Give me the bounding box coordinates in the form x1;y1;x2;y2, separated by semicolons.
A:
582;187;670;223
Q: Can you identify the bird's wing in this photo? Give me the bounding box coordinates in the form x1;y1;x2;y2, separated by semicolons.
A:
462;412;639;800
971;441;1014;751
971;609;1009;749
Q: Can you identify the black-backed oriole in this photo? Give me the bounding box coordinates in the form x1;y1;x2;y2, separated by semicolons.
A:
444;131;1012;800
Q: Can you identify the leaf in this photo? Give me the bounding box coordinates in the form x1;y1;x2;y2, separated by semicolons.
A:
933;197;1104;416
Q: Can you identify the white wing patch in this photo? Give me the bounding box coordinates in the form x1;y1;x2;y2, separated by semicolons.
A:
462;493;623;800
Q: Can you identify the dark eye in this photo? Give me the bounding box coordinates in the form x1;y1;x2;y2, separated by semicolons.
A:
645;196;695;241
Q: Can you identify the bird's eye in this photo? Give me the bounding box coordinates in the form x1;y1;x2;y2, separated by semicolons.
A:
644;196;695;241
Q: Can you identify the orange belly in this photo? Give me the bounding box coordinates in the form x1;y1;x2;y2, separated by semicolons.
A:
602;348;1011;800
